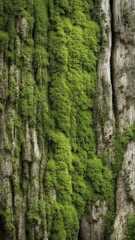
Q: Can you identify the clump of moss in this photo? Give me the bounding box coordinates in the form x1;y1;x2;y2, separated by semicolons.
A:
125;214;135;240
0;0;114;239
45;0;113;238
0;204;15;237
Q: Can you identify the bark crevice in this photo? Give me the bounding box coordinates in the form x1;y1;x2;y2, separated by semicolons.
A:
110;0;117;125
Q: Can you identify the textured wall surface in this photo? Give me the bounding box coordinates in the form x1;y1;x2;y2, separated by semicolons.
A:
0;1;48;239
1;0;135;240
0;1;111;240
111;0;135;239
96;0;135;239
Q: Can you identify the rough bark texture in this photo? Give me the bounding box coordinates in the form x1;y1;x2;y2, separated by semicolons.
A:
0;2;48;239
98;0;135;239
80;1;114;239
80;0;135;239
111;0;135;239
1;0;135;240
96;0;115;161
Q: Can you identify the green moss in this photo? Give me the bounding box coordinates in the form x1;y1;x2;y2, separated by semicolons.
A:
123;10;132;25
27;200;41;240
0;204;15;237
19;76;36;123
45;0;113;238
0;0;115;239
112;123;135;179
0;102;4;112
5;143;12;153
125;214;135;240
0;30;8;47
104;210;115;238
6;112;14;139
27;201;40;223
46;201;79;240
102;123;135;237
49;203;67;240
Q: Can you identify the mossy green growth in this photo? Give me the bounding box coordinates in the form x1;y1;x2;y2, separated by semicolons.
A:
112;123;135;179
123;9;132;25
0;204;15;237
103;123;135;237
46;131;72;203
45;0;113;238
0;103;4;112
125;214;135;240
19;76;36;123
0;0;114;239
46;201;79;240
103;208;115;239
0;0;48;239
0;30;8;48
26;197;47;240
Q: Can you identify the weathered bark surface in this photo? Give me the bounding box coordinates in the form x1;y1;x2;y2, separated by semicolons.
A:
111;0;135;239
1;1;135;240
96;0;115;161
112;0;135;130
0;14;48;240
80;0;135;239
99;0;135;239
79;1;114;239
111;141;135;240
79;201;108;240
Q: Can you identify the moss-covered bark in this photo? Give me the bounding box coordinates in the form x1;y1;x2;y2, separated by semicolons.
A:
0;1;113;240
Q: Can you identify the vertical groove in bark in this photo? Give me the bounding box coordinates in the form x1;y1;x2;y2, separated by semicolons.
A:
110;0;117;126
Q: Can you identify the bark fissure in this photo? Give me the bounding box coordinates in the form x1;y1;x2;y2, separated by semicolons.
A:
110;0;117;125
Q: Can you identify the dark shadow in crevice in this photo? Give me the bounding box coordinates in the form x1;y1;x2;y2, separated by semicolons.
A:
110;0;117;124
